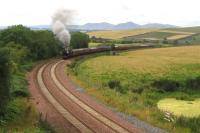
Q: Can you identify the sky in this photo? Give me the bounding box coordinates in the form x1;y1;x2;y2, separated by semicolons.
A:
0;0;200;27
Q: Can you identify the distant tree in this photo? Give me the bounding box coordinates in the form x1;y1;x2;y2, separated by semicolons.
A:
110;44;116;55
186;41;190;44
110;44;115;51
163;38;168;44
90;36;96;42
70;32;89;49
173;40;178;45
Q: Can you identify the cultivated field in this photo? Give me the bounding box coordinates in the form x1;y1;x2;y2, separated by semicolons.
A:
87;29;159;39
166;26;200;33
124;31;176;41
87;28;198;41
159;30;194;40
68;45;200;133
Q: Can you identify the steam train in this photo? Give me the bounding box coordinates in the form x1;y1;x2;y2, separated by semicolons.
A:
62;44;153;59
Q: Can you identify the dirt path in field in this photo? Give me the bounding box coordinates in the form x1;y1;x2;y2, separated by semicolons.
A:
28;59;145;133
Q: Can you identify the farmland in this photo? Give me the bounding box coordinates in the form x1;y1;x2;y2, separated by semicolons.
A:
87;27;200;44
166;26;200;33
124;31;176;40
87;29;159;39
67;45;200;133
178;33;200;44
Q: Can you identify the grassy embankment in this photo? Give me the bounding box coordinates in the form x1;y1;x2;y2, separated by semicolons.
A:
67;45;200;133
0;62;54;133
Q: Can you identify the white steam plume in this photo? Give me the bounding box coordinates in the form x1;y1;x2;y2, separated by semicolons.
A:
51;8;73;48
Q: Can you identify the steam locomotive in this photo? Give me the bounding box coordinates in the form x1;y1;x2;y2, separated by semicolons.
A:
62;44;152;59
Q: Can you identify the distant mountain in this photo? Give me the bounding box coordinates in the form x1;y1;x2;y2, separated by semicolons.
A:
75;22;177;30
0;22;177;30
114;22;140;30
79;22;114;30
141;23;177;29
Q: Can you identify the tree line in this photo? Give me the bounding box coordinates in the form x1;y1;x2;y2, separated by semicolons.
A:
0;25;89;118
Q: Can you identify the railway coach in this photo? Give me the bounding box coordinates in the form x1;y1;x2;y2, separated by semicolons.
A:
62;44;153;59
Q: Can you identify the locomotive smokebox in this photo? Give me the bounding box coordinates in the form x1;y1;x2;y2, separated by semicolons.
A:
62;42;73;59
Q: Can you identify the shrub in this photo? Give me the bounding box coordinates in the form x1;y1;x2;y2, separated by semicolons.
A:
115;86;127;94
38;116;56;133
131;87;144;94
186;76;200;90
108;80;121;89
1;98;25;122
152;79;180;92
67;61;77;69
143;99;155;107
129;95;139;103
107;80;126;94
12;90;29;97
143;92;158;100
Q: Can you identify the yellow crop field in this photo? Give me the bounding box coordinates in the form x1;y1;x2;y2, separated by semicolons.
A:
167;34;192;40
82;45;200;74
159;30;194;35
87;29;159;39
87;29;195;40
159;30;195;40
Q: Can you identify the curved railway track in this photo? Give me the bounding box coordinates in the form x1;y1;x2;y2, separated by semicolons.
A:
31;59;144;133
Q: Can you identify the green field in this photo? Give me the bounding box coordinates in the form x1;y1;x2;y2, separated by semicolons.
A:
67;45;200;133
124;30;195;42
124;31;177;40
167;27;200;33
178;34;200;44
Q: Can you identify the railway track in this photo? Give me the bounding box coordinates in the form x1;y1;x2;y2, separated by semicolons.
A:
35;60;144;133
